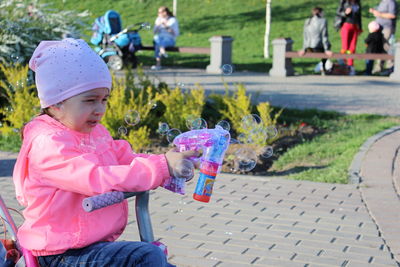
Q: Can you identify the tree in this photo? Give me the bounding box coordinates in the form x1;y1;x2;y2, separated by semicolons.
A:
264;0;272;58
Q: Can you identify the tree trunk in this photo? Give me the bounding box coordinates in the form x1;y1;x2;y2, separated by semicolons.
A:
264;0;272;58
173;0;177;16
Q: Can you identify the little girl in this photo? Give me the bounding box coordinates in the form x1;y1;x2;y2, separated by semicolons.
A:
12;38;195;266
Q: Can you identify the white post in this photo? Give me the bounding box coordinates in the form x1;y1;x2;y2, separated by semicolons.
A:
269;38;294;77
264;0;272;58
206;36;234;74
173;0;177;16
390;42;400;80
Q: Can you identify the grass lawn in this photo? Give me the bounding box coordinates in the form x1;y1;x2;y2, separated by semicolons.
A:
43;0;393;74
272;111;400;183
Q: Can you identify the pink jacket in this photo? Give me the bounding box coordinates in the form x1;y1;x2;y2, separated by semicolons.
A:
13;115;170;256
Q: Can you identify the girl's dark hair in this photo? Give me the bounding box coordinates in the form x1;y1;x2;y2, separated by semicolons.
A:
159;6;174;17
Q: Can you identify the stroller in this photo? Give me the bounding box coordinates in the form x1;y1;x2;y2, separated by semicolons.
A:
90;10;149;70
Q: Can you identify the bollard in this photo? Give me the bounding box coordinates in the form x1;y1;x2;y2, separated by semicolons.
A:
206;36;234;74
390;42;400;81
269;38;295;77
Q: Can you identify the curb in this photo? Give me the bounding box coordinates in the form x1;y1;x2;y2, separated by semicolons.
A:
348;125;400;184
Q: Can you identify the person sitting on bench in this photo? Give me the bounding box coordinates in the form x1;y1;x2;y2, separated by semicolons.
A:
151;6;180;70
298;7;333;75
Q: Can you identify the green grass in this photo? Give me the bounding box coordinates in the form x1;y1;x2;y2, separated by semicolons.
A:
271;112;400;183
42;0;391;73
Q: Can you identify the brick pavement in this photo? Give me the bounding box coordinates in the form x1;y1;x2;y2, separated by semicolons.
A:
1;147;399;266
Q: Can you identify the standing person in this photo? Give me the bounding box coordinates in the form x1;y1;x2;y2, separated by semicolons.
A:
13;38;196;266
335;0;363;75
151;6;180;70
298;7;333;75
364;21;385;75
369;0;397;73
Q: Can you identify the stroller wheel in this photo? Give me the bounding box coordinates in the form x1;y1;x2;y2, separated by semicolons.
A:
106;55;123;71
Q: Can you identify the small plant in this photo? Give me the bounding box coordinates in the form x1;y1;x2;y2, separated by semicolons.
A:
155;84;205;131
0;63;39;136
219;84;252;134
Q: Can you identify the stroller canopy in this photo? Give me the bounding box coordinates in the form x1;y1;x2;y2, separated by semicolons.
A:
94;10;122;35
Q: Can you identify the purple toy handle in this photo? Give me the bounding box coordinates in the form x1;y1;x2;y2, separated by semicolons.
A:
83;191;139;212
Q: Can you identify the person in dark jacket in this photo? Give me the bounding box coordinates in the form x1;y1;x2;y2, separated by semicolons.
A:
298;7;333;75
335;0;362;74
365;21;385;75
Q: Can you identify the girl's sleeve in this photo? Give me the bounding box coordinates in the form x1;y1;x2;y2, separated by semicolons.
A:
28;133;171;196
112;139;158;164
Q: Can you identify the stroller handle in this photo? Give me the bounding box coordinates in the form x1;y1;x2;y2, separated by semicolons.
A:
109;22;150;42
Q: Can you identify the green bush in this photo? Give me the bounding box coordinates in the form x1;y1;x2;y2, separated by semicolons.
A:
0;0;89;64
155;84;205;131
0;63;39;136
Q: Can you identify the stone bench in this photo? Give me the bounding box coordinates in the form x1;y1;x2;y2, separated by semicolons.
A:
269;38;400;80
142;35;233;74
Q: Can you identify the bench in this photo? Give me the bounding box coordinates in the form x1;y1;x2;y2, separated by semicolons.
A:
269;38;400;80
141;36;233;74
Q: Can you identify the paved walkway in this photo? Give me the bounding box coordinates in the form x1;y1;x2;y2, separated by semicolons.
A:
1;70;400;266
143;68;400;116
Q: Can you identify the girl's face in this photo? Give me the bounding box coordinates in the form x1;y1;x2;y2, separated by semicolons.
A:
52;87;109;133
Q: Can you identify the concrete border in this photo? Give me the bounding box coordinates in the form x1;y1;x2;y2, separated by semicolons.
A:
348;125;400;184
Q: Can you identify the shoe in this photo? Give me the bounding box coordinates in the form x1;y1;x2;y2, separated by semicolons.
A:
349;66;356;76
151;65;162;70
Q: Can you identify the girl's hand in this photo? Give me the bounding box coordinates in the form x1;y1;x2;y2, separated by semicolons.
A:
165;149;200;177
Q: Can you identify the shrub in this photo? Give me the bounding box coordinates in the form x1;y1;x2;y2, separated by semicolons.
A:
0;63;39;136
155;84;205;131
219;84;252;134
102;71;161;152
0;0;89;64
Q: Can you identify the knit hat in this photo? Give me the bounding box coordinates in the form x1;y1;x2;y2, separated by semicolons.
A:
29;38;112;108
368;21;380;33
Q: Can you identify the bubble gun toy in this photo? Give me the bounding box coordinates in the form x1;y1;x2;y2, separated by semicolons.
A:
173;126;231;203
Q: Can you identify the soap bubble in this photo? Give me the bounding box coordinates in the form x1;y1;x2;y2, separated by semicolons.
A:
221;64;233;75
265;126;278;139
118;126;128;136
237;133;248;144
230;138;240;144
216;120;230;131
190;118;207;130
157;122;170;135
234;147;257;172
167;128;182;143
241;114;261;130
249;126;268;143
185;115;197;130
259;146;274;158
124;110;140;126
173;159;195;181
